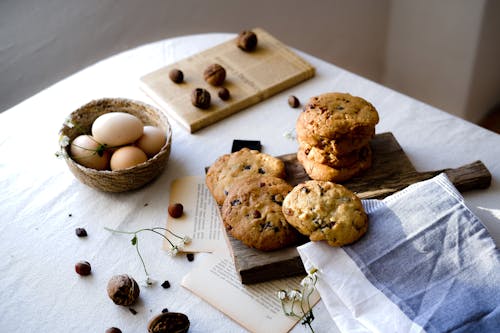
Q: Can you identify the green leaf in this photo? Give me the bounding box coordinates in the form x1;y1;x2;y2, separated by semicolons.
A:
131;235;137;245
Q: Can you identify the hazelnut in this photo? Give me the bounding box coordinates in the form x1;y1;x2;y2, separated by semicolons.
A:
191;88;211;109
168;203;183;218
169;69;183;83
217;87;230;101
237;30;258;52
75;261;91;276
203;64;226;86
147;312;190;333
75;227;87;237
288;95;300;108
106;274;140;306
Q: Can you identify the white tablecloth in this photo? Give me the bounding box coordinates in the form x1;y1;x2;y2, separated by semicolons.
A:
1;33;499;333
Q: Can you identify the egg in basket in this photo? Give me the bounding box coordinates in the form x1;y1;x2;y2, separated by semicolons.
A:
58;98;172;192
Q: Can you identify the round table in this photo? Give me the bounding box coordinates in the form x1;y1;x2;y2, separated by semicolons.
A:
1;33;499;332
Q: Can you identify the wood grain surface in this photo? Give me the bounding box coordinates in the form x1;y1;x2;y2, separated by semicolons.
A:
227;132;491;284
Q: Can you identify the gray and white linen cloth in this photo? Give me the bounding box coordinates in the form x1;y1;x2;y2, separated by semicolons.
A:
298;173;499;332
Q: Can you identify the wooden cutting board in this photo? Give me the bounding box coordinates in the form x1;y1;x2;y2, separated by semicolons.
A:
227;132;491;284
140;28;315;133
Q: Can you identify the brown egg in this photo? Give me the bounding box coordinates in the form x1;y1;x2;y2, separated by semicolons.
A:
110;146;147;171
135;126;167;157
70;135;110;170
92;112;143;147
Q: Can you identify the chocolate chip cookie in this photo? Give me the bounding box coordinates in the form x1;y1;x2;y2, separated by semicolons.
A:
299;143;371;168
297;144;372;182
282;180;368;247
297;92;379;139
221;176;301;251
296;118;374;155
206;148;286;205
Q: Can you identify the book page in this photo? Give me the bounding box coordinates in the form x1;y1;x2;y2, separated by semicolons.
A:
165;176;227;253
140;27;315;132
182;253;320;333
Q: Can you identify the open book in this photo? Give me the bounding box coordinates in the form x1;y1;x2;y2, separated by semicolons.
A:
166;176;319;333
140;28;315;132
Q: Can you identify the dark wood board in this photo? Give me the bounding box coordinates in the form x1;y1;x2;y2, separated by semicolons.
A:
227;132;491;284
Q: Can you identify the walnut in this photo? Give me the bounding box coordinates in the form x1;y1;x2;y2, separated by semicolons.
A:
147;312;190;333
237;30;258;51
106;274;140;306
203;63;226;86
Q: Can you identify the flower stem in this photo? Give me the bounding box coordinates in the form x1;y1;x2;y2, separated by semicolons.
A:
134;236;149;278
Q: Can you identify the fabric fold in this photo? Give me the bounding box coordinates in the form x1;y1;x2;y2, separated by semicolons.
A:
298;173;500;333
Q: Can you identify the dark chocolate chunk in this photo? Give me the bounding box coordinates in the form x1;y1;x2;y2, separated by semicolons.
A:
231;140;261;152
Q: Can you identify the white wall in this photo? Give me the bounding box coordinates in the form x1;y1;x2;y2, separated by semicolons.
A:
1;0;498;124
0;0;389;113
382;0;500;122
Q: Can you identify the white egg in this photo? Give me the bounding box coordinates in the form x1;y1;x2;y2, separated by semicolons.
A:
92;112;143;147
135;126;167;157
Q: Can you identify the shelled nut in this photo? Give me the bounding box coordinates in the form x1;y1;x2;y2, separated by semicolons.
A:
106;274;140;306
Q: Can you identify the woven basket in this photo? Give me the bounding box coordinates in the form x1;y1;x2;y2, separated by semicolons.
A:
60;98;172;192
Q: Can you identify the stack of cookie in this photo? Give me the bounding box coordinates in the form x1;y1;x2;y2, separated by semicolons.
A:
296;92;379;182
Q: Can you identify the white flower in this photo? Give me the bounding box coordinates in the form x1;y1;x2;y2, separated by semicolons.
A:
277;290;287;301
64;117;75;128
301;275;314;288
141;276;156;287
283;129;296;140
59;135;70;147
175;239;185;249
289;289;302;301
183;235;192;244
168;246;179;256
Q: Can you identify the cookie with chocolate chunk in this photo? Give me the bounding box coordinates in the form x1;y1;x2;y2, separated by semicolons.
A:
297;92;379;139
282;180;368;247
221;176;301;251
296;118;374;155
206;148;286;205
297;144;372;182
299;143;371;168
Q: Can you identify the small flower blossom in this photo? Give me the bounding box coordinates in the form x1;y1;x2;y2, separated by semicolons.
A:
277;290;287;300
278;267;319;332
283;129;296;140
141;276;156;288
104;226;191;290
168;245;179;257
64;117;75;128
59;135;70;147
289;289;303;301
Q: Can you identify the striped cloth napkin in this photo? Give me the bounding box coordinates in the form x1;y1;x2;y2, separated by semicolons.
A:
298;173;500;333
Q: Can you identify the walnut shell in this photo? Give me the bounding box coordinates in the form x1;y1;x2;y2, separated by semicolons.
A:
106;274;140;306
203;63;226;86
147;312;190;333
